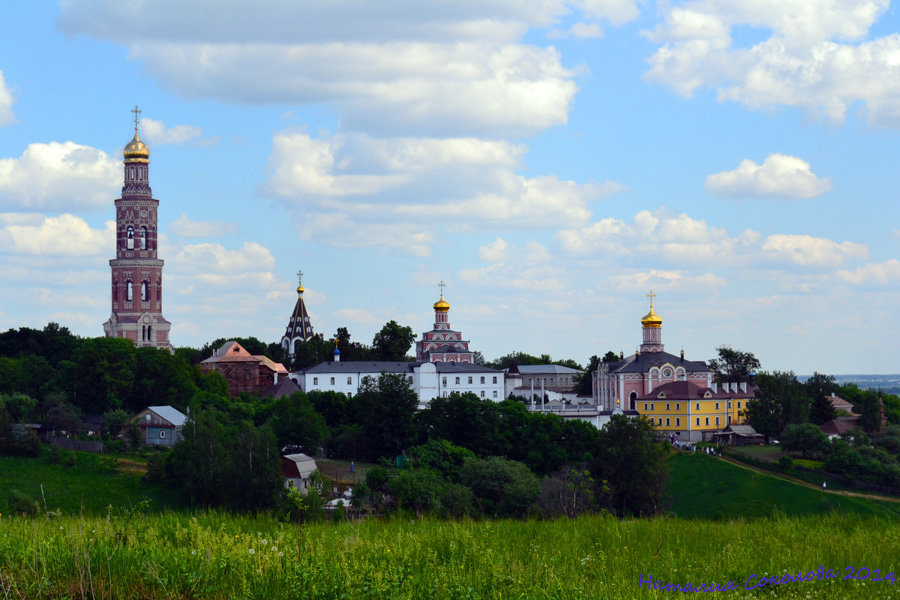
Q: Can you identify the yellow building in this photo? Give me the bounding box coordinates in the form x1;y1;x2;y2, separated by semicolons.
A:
637;380;757;441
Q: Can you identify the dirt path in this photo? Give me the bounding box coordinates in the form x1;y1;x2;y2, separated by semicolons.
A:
716;454;900;503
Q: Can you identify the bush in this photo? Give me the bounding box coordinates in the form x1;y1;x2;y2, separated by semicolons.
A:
7;488;38;516
144;454;165;483
777;456;794;470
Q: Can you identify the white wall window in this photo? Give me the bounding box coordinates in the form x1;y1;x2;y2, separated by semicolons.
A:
160;430;165;438
480;391;485;398
468;376;473;384
442;377;447;385
313;377;318;385
480;376;485;384
492;376;497;384
455;377;460;384
347;377;352;384
492;391;497;398
330;377;335;385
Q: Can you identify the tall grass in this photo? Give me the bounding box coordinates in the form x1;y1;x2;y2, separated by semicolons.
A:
0;511;896;599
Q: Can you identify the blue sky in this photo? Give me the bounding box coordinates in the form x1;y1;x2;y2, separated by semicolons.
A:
0;0;898;374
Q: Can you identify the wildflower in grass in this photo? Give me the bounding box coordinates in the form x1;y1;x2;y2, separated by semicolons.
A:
249;548;255;555
262;539;268;545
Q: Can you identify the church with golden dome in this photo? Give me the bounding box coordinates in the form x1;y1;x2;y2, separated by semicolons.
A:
415;282;475;363
281;270;315;357
592;293;755;441
102;107;172;351
593;292;713;411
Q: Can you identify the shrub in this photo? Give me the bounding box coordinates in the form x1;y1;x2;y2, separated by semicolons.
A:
777;455;794;470
7;488;38;516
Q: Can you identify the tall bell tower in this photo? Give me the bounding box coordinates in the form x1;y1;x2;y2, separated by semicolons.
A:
102;107;172;350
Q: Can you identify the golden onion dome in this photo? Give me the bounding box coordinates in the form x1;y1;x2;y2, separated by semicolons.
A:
641;306;662;328
296;284;305;294
124;130;149;161
433;294;450;312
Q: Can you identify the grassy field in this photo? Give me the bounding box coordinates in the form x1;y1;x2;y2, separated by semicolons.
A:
0;450;185;516
668;452;900;518
0;511;897;599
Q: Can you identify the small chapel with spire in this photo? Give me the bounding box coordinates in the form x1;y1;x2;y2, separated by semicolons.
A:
102;107;172;351
281;269;315;357
415;281;475;363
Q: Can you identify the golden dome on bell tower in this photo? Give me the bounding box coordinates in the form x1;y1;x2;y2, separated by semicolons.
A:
640;290;662;328
433;280;450;312
123;106;149;162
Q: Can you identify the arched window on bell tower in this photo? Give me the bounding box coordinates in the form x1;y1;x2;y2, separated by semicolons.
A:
141;281;149;302
127;226;134;250
112;279;117;303
126;280;133;302
140;226;147;250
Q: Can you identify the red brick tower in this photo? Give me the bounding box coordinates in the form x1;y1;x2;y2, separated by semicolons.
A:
102;107;172;350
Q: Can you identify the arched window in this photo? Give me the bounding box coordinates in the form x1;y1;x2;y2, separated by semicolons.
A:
140;226;147;250
112;279;117;302
126;281;133;302
629;390;638;411
126;226;134;250
142;281;149;301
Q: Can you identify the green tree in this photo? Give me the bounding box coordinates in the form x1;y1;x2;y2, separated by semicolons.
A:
0;393;37;423
265;392;329;452
71;337;136;414
101;408;131;438
806;373;838;425
459;456;540;517
407;438;476;482
537;466;599;518
743;371;809;437
780;423;831;459
591;414;669;516
386;468;445;514
353;373;419;461
372;320;416;361
708;346;760;383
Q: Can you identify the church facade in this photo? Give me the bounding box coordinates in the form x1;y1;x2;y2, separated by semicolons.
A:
592;295;754;440
415;285;475;363
102;109;172;351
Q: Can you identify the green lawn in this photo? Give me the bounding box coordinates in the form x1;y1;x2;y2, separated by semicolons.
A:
667;451;900;519
0;450;185;515
0;511;897;599
731;444;782;462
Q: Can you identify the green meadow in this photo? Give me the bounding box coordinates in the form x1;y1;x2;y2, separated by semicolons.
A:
0;512;897;599
3;450;900;599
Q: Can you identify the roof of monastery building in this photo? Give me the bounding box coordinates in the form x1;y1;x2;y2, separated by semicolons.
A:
301;361;502;374
515;364;584;375
637;380;758;401
605;350;710;375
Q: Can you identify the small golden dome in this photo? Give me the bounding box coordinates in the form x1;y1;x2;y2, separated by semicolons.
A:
124;131;149;162
296;284;305;294
641;306;662;328
433;294;450;312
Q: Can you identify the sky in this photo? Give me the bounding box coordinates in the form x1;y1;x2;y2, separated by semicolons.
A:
0;0;898;375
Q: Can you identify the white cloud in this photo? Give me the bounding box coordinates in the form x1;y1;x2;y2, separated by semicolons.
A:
761;234;868;266
264;131;622;252
0;214;115;256
557;207;868;270
296;213;434;257
608;269;727;291
0;142;119;211
835;259;900;285
171;241;276;274
333;308;378;325
141;117;210;146
479;238;511;262
0;71;15;127
705;154;833;199
55;1;645;136
644;0;900;127
169;214;238;238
